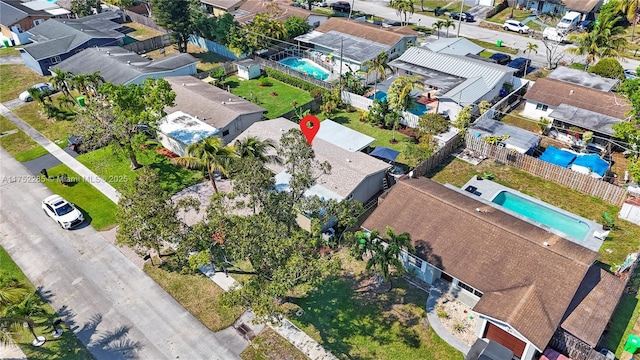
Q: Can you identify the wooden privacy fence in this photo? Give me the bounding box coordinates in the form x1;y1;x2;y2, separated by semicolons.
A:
465;134;628;206
123;34;171;53
124;10;167;33
412;133;462;177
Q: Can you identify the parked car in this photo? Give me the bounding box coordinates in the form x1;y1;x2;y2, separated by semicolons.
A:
503;19;530;34
507;57;531;76
19;82;54;102
489;52;512;65
42;194;84;229
316;0;328;7
542;27;569;43
329;1;350;11
577;20;594;32
434;6;446;16
450;12;474;22
624;69;638;80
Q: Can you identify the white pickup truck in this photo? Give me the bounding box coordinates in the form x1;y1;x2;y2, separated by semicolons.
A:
542;27;569;43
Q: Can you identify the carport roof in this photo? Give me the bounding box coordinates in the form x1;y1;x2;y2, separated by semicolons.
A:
548;104;623;136
316;119;375;152
471;117;540;153
302;30;388;63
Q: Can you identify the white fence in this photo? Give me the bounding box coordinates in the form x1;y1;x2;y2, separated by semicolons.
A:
340;91;420;127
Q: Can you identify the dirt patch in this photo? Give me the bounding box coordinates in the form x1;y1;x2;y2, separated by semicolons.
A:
434;295;478;346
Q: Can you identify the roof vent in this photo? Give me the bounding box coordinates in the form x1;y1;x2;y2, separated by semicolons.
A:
221;101;226;104
569;90;574;95
106;51;110;55
127;61;131;65
346;158;351;162
543;241;549;246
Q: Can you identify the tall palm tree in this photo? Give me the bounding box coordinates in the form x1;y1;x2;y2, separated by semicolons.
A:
523;42;538;76
387;75;424;141
85;71;105;97
614;0;639;41
174;137;235;193
568;10;628;66
366;226;413;289
234;136;281;165
50;68;72;97
443;19;456;37
2;292;47;347
362;52;391;93
70;73;90;96
432;20;445;39
390;0;414;26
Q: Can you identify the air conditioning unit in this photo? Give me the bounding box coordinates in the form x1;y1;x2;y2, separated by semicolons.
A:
498;142;506;148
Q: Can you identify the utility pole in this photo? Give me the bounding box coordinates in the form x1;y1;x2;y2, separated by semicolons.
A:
339;37;344;87
456;0;464;37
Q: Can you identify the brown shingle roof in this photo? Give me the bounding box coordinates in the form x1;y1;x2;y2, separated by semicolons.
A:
560;266;625;347
234;0;312;24
314;17;417;46
561;0;601;12
362;178;598;351
201;0;246;11
524;78;631;120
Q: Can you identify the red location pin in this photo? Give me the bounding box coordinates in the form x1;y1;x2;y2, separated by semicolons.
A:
300;115;320;145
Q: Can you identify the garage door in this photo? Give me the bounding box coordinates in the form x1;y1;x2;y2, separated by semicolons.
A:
484;322;526;358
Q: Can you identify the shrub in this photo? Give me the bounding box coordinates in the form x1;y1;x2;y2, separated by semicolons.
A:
588;58;625;80
437;311;448;319
258;77;273;87
264;68;325;93
453;322;467;332
310;88;323;98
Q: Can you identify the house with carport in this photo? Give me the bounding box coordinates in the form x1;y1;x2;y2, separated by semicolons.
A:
362;178;625;360
522;66;631;146
163;76;266;145
52;46;197;85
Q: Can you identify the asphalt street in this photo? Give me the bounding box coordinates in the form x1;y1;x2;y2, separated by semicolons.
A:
0;147;242;360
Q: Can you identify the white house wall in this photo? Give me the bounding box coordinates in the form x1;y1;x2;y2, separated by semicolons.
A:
476;316;540;360
522;100;554;120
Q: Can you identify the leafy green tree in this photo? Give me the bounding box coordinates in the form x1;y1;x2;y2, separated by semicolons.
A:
150;0;199;52
2;292;47;347
74;78;175;169
231;157;275;214
116;167;184;261
432;20;445;39
454;105;473;130
390;0;414;26
614;0;639;40
70;0;94;17
367;98;392;127
387;75;424;141
588;57;625;80
174;137;235;193
234;136;281;165
365;226;413;289
193;12;236;45
568;8;628;65
417;113;449;137
247;13;287;50
619;74;640;118
362;52;390;93
284;16;311;39
403;138;437;167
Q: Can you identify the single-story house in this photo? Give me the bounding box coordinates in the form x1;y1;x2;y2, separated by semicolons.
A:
164;76;266;145
522;66;631;142
294;17;418;73
52;46;197;85
200;0;247;17
236;117;392;205
0;0;62;46
236;59;261;80
362;178;625;360
470;117;541;154
420;37;483;57
231;0;325;27
316;119;375;152
388;46;519;120
158;111;219;156
524;0;600;19
19;11;124;75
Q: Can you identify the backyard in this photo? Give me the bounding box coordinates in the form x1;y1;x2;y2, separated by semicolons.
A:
0;247;93;360
144;43;232;72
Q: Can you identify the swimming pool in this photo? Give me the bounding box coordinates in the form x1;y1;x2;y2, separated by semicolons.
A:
492;191;590;240
279;57;330;81
369;91;430;115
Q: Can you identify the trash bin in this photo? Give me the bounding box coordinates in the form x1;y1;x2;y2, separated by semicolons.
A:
2;39;9;48
76;96;85;107
624;334;640;353
496;40;503;47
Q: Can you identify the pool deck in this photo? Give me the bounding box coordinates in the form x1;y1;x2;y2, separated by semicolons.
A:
452;177;604;252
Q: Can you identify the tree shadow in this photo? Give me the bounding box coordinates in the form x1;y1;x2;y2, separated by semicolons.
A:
331;114;352;125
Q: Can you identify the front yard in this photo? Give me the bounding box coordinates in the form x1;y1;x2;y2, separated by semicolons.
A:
0;64;49;102
0;115;48;162
12;102;75;146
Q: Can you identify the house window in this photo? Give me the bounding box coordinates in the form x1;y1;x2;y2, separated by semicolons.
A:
390;48;396;54
50;56;61;64
33;19;44;26
222;130;230;137
457;280;474;294
536;103;548;111
407;254;423;268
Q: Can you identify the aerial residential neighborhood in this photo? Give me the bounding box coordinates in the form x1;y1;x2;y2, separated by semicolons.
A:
0;0;639;359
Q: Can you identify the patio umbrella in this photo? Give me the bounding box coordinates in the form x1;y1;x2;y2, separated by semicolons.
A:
370;146;400;162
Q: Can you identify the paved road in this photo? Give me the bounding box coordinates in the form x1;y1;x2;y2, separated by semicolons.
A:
0;147;242;360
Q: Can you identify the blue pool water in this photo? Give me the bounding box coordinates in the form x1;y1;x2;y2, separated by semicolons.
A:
492;191;589;240
279;57;329;80
368;91;430;115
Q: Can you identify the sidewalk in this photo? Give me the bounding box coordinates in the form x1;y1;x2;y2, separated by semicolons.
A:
0;104;120;203
0;343;27;360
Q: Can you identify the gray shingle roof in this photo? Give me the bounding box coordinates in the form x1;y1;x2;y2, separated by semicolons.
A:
53;47;197;85
0;0;50;26
547;66;619;92
22;12;123;60
165;76;266;130
471;117;541;153
237;118;391;199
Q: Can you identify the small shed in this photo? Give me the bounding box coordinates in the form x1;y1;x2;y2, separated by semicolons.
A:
158;111;219;156
236;59;261;80
471;117;541;155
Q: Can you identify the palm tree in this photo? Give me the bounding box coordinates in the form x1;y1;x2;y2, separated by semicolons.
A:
443;19;456;37
568;10;628;66
234;136;281;165
174;137;235;193
366;226;413;289
362;52;391;94
70;73;90;96
85;71;105;97
614;0;639;41
523;42;538;76
432;20;445;39
390;0;414;26
2;292;47;347
50;68;72;97
386;75;424;141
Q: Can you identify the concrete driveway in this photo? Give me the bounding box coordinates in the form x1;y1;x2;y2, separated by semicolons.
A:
0;55;22;65
0;147;242;360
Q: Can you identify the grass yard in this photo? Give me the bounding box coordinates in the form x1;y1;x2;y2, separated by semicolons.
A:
486;8;532;23
12;102;75;146
499;112;541;133
121;22;164;40
0;46;19;57
144;43;231;72
41;164;118;230
411;0;465;12
463;37;519;55
144;263;243;332
0;247;93;360
0;64;49;102
241;328;308;360
222;75;313;119
0;115;48;161
76;145;204;194
603;290;640;358
288;250;463;360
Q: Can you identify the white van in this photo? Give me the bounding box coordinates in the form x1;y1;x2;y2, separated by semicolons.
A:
557;11;581;31
542;27;569;43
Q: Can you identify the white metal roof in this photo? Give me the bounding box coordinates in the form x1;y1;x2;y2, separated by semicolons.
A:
159;111;219;146
422;38;484;56
316;119;375;152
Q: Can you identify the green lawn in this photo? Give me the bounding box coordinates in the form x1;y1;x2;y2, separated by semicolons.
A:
221;75;313;119
485;8;532;23
0;64;49;102
499;112;541;133
144;262;243;332
288;251;463;360
241;328;308;360
411;0;467;12
463;37;519;55
0;46;19;57
121;22;164;40
0;247;93;360
0;115;48;161
603;291;640;358
144;43;230;72
41;164;118;230
76;145;204;194
12;102;75;146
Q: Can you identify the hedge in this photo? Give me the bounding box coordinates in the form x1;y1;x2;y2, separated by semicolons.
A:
264;68;325;94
